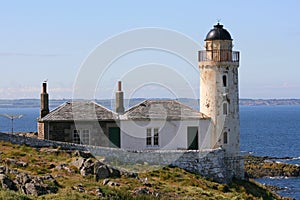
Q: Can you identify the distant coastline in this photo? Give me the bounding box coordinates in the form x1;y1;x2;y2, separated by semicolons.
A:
0;98;300;108
239;99;300;106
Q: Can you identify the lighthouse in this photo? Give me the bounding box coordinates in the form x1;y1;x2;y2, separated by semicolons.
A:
199;23;240;158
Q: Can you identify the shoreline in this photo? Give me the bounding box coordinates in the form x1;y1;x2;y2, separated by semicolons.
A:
244;155;300;179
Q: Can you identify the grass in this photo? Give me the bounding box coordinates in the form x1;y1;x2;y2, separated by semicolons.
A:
0;141;288;200
0;189;31;200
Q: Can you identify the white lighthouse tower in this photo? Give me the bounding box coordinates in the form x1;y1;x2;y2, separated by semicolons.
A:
199;23;240;158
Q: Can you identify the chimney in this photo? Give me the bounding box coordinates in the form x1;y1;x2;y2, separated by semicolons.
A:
40;82;49;118
115;81;125;114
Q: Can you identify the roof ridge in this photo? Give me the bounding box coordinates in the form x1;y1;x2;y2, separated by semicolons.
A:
40;101;69;120
122;99;209;120
40;100;118;121
171;99;202;114
93;101;118;115
124;99;148;114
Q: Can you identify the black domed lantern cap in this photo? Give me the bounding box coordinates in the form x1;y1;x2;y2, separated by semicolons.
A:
205;23;232;41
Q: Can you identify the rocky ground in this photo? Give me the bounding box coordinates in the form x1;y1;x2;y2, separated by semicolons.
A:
0;141;295;199
244;155;300;178
0;145;137;198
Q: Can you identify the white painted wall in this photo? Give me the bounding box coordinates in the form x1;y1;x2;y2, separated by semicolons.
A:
120;118;211;150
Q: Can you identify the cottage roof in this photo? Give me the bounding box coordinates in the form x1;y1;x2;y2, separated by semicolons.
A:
39;101;118;122
122;100;208;120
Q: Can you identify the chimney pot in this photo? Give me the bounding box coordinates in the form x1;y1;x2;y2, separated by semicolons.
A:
116;81;124;114
118;81;122;91
40;82;49;118
42;82;47;93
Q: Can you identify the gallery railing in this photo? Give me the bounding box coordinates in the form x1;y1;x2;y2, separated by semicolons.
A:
198;50;239;62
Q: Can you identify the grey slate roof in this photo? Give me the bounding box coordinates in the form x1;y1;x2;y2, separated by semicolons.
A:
122;100;208;120
40;101;118;122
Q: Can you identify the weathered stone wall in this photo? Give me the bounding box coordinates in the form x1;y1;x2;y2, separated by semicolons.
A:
89;147;229;182
199;39;240;158
37;122;45;139
0;132;243;183
0;132;87;150
37;121;118;147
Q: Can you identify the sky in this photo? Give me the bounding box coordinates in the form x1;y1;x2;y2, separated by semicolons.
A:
0;0;299;99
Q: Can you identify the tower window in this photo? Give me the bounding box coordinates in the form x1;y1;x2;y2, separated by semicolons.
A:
222;75;227;87
223;132;228;144
223;102;228;115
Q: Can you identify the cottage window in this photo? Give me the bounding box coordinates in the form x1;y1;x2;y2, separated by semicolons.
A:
146;128;159;147
81;129;90;145
146;128;152;146
223;132;228;144
223;102;228;115
154;128;159;146
73;130;80;144
73;129;90;145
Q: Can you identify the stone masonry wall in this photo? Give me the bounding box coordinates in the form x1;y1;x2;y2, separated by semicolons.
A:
0;132;242;183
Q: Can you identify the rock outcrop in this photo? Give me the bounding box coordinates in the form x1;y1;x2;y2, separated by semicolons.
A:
0;166;58;196
244;156;300;178
68;154;137;182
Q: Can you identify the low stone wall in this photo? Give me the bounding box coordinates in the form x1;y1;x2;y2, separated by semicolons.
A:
0;132;242;183
0;132;88;151
88;146;228;182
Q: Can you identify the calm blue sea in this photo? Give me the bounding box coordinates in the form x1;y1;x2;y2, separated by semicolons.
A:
0;105;299;199
240;105;300;199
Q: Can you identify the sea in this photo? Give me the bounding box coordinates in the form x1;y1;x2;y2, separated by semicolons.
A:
0;105;299;199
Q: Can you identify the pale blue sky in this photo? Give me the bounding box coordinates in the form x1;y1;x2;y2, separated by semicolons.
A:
0;0;299;99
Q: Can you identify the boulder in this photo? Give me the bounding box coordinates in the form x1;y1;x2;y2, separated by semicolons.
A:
16;161;28;167
95;188;103;197
120;170;138;178
107;181;120;187
24;183;45;196
14;173;58;196
0;174;18;191
43;174;59;186
23;181;57;196
72;183;85;193
15;173;32;185
94;161;105;173
95;165;110;181
48;163;56;169
55;163;68;170
107;166;121;178
134;187;151;195
102;178;110;185
5;158;17;165
80;158;95;176
70;157;86;170
0;166;6;174
133;186;159;197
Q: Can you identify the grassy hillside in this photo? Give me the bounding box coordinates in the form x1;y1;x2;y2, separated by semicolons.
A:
0;141;290;200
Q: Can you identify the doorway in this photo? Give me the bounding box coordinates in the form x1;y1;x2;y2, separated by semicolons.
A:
187;127;198;150
109;127;120;148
